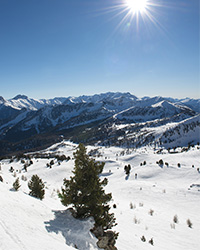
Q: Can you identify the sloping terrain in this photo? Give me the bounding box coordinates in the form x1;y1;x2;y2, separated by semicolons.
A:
0;141;200;250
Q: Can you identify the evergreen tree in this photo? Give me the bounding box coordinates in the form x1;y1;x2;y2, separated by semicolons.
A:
59;143;116;230
28;175;45;200
13;177;21;191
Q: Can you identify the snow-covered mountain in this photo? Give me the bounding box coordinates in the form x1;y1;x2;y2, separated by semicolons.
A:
114;100;195;122
0;92;199;156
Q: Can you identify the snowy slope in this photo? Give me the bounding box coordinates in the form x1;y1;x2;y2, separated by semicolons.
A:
0;141;200;250
114;100;195;122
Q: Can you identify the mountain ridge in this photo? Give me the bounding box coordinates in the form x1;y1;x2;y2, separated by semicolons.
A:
0;92;199;156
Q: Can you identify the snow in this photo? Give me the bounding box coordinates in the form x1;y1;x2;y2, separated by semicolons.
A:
0;142;200;250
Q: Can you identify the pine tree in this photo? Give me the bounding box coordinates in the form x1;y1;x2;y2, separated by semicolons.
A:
13;177;21;191
59;143;116;230
28;175;45;200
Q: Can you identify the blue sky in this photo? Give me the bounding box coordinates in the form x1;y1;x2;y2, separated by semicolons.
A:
0;0;199;99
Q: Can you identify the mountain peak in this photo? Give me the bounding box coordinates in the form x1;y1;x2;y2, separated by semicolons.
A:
0;96;6;103
12;94;29;100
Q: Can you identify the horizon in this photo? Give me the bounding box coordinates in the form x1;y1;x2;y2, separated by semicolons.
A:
0;0;199;99
1;91;199;101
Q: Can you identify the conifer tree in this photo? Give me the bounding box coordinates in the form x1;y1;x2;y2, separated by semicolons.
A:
59;143;116;230
13;177;21;191
28;175;45;200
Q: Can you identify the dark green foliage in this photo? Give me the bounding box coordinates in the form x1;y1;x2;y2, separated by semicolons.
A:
9;166;14;172
28;175;45;200
124;164;131;175
50;160;54;166
149;238;154;245
59;143;116;230
173;215;178;224
186;219;192;228
158;159;164;166
13;177;21;191
141;236;146;242
55;154;68;161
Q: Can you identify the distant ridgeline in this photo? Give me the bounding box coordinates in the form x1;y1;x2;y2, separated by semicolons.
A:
0;92;199;156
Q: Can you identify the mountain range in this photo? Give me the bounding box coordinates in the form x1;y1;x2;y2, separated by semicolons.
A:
0;92;199;156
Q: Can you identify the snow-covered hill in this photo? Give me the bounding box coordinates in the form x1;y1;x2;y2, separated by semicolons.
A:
0;141;200;249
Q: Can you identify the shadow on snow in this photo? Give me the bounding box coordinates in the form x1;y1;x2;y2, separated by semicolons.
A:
45;209;97;250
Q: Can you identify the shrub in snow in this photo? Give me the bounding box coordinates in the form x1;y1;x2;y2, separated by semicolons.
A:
149;209;154;216
139;202;143;207
177;163;181;168
55;154;67;161
21;175;27;181
113;204;117;209
141;236;146;242
158;159;164;166
124;164;131;175
149;238;154;245
59;143;116;231
28;174;45;200
13;178;21;191
170;223;176;229
186;219;192;228
130;202;134;209
23;164;28;172
0;175;3;182
9;166;14;172
50;160;54;166
173;215;178;224
134;216;140;224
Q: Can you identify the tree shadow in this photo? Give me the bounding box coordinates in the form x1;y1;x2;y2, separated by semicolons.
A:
100;172;113;177
125;174;130;180
45;209;97;250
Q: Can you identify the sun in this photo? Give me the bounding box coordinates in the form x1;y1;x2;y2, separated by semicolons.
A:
125;0;148;14
98;0;162;32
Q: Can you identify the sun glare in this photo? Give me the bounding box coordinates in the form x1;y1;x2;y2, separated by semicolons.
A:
126;0;148;14
100;0;163;33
